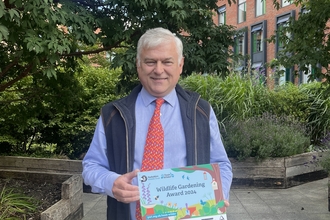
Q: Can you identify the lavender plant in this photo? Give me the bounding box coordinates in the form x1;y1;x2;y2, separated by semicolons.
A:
222;113;310;161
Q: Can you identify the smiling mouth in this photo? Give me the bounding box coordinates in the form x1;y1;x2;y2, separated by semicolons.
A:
151;77;166;80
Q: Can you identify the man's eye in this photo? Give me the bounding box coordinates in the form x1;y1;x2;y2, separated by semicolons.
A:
164;61;173;65
145;61;156;66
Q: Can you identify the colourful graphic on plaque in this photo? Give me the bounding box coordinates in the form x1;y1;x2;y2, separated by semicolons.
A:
137;163;227;220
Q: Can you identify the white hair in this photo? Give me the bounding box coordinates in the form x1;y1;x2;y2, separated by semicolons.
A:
136;27;183;66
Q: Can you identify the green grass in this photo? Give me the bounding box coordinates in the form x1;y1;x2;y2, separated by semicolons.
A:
0;185;38;220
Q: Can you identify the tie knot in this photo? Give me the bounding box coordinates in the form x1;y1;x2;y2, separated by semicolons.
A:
155;98;164;109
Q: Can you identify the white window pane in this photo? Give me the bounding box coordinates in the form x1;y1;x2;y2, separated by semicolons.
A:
282;0;292;7
238;3;246;23
256;0;265;16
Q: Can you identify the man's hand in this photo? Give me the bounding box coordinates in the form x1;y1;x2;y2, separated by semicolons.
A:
112;169;140;203
224;200;230;207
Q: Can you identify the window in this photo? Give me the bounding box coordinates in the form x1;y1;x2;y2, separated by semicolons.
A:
235;35;246;55
252;24;263;53
276;14;292;51
299;65;320;84
256;0;266;16
282;0;292;7
235;30;248;56
217;6;226;25
275;12;295;85
276;66;293;86
300;66;313;84
250;21;267;82
234;30;248;71
238;0;246;23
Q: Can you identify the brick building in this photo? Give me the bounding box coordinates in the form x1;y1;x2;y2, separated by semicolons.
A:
213;0;309;86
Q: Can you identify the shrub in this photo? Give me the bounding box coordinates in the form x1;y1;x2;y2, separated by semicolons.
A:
0;65;124;159
180;73;270;126
301;83;330;144
180;74;330;161
222;113;310;161
267;83;310;122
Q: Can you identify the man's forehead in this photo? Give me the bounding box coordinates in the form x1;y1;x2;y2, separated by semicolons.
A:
143;57;174;60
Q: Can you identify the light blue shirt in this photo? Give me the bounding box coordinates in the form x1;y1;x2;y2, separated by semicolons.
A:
82;87;232;219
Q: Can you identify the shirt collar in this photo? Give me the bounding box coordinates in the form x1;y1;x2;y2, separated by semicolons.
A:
140;87;177;107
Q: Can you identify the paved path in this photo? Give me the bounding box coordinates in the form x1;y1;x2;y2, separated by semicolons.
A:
82;178;330;220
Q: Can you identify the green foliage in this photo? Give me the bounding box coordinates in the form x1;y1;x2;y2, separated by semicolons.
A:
0;0;239;93
0;185;37;219
180;73;270;126
271;0;330;85
0;0;99;92
47;66;124;158
180;74;328;161
222;113;310;161
0;68;84;154
268;83;310;121
0;65;123;158
301;84;330;144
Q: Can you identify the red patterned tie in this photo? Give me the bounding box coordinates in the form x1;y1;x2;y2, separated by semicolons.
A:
136;98;165;220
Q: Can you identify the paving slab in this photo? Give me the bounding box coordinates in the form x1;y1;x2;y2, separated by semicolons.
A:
82;178;330;220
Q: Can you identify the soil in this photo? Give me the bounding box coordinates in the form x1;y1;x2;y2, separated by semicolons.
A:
0;178;62;219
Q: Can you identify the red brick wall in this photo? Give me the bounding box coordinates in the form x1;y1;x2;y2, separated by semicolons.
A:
213;1;301;85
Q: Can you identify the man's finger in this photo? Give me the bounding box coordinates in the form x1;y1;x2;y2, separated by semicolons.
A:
112;169;140;203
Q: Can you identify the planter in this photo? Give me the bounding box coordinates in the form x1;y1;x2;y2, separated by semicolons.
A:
230;151;328;188
328;177;330;212
0;156;82;174
41;174;83;220
0;156;84;220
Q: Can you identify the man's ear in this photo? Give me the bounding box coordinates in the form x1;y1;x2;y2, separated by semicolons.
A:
181;57;185;66
179;57;185;74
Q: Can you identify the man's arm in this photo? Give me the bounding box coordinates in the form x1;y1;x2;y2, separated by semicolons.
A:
82;117;120;197
209;107;233;200
82;117;140;203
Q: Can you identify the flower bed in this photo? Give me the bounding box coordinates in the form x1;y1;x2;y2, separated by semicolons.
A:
0;156;83;220
230;151;328;188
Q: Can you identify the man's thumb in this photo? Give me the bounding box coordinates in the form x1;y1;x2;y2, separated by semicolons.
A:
125;169;140;180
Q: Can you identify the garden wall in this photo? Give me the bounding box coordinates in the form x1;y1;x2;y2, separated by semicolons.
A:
0;153;329;215
0;152;327;190
0;156;84;220
231;151;328;188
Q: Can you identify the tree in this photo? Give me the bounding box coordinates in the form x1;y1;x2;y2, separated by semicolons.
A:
271;0;330;84
1;0;240;156
0;64;123;158
0;68;85;154
0;0;238;93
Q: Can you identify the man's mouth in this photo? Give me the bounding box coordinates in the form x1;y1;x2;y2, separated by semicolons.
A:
151;77;166;80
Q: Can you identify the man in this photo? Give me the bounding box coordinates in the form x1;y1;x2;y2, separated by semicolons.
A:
82;27;233;220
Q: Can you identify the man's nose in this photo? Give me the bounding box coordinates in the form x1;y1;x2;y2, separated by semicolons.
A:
154;61;164;74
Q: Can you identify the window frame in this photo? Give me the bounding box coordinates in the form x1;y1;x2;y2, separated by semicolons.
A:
233;28;248;71
238;0;247;23
251;24;264;53
256;0;266;17
250;20;267;79
282;0;292;7
275;11;295;85
275;13;292;52
217;5;226;25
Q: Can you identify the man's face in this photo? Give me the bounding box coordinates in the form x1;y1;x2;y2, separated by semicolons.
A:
137;41;184;97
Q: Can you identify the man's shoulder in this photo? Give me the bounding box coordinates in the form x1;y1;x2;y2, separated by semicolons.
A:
102;84;142;110
101;96;129;115
176;84;210;117
176;84;199;100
